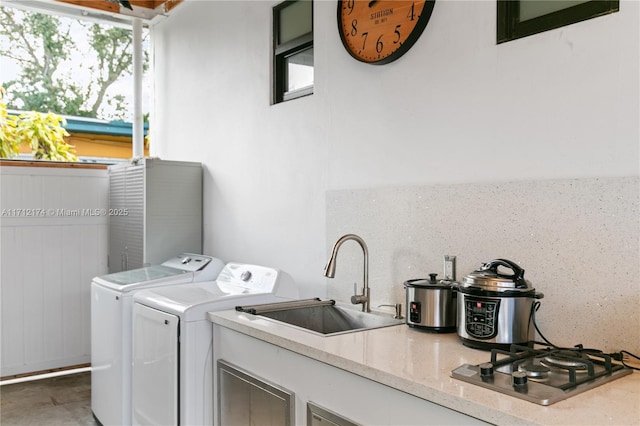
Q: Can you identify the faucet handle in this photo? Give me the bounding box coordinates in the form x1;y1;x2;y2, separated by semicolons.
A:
351;282;369;306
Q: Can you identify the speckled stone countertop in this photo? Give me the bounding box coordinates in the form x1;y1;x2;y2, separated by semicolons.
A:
208;309;640;426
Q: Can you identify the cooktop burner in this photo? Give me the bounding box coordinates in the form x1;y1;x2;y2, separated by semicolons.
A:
451;345;633;405
541;349;589;366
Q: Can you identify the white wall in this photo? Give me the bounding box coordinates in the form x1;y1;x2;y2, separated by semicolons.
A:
151;0;639;304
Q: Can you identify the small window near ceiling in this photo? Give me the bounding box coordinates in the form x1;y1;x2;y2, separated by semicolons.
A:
497;0;619;44
273;0;313;104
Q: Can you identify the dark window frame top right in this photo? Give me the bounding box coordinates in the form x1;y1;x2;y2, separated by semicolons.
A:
497;0;620;44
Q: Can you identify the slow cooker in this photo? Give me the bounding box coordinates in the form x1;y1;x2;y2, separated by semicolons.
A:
457;258;543;350
404;273;457;333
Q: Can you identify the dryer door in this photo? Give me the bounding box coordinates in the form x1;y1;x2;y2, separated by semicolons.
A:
91;283;125;426
132;303;179;426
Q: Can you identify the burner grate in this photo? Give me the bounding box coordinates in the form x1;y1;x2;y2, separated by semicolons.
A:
451;344;633;405
489;345;625;391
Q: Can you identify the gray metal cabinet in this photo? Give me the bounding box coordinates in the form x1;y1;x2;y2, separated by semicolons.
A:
108;158;202;272
307;402;360;426
217;360;294;426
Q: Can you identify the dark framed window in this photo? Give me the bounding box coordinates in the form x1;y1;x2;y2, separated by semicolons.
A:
273;0;313;104
497;0;619;44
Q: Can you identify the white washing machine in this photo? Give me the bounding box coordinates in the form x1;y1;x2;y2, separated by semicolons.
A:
91;253;225;426
131;262;299;426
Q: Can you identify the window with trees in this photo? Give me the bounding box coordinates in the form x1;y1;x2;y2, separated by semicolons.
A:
497;0;619;43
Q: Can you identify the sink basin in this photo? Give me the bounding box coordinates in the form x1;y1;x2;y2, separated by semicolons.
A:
237;299;404;336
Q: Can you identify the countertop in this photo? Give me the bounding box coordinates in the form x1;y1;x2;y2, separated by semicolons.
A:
208;309;640;426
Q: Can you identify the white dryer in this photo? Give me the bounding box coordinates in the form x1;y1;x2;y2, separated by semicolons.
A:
131;262;299;426
91;253;225;426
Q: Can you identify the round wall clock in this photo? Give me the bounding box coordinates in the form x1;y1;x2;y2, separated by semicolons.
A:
337;0;436;65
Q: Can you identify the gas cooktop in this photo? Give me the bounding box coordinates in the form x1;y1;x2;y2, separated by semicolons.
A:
451;345;633;405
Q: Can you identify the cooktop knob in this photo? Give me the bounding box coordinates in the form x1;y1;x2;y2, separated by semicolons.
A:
512;371;528;387
479;363;494;377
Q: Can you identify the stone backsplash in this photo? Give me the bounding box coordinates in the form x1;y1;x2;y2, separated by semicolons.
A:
326;177;639;354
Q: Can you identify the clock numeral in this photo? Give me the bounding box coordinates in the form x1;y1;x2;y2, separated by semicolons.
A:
407;2;416;20
345;0;355;15
393;25;401;44
351;19;358;36
361;31;369;50
376;34;384;54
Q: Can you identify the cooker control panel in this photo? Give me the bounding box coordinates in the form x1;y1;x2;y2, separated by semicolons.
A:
464;297;499;339
409;301;421;323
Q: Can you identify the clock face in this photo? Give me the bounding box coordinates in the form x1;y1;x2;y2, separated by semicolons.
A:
337;0;435;65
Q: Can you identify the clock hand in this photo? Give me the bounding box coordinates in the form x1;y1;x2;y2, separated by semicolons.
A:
368;0;379;7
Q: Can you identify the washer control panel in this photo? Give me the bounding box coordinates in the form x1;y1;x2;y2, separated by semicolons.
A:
217;263;279;292
162;253;213;272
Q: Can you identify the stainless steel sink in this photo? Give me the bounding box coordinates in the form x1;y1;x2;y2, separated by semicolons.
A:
236;299;404;336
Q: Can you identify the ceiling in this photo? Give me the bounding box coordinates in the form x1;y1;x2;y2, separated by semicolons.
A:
56;0;183;18
4;0;183;25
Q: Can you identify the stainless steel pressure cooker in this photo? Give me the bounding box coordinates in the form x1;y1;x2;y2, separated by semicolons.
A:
457;259;543;350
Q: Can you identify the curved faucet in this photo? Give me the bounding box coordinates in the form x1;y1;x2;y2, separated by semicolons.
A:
323;234;370;313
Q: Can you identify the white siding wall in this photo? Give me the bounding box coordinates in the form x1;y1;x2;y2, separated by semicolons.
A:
0;165;108;377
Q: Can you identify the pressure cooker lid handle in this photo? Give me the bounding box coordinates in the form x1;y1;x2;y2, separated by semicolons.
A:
481;258;526;283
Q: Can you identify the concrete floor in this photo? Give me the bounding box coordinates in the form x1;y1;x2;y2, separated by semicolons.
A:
0;372;98;425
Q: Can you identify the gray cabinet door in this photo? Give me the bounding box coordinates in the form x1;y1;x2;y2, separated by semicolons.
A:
108;163;144;272
108;159;201;272
218;360;294;426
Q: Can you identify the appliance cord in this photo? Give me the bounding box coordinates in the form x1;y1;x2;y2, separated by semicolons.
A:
617;350;640;370
531;301;557;347
531;301;640;370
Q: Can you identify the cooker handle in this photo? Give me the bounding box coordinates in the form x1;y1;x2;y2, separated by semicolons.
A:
481;258;525;281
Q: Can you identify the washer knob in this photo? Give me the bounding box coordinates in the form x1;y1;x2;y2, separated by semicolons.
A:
512;371;528;387
240;270;252;282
